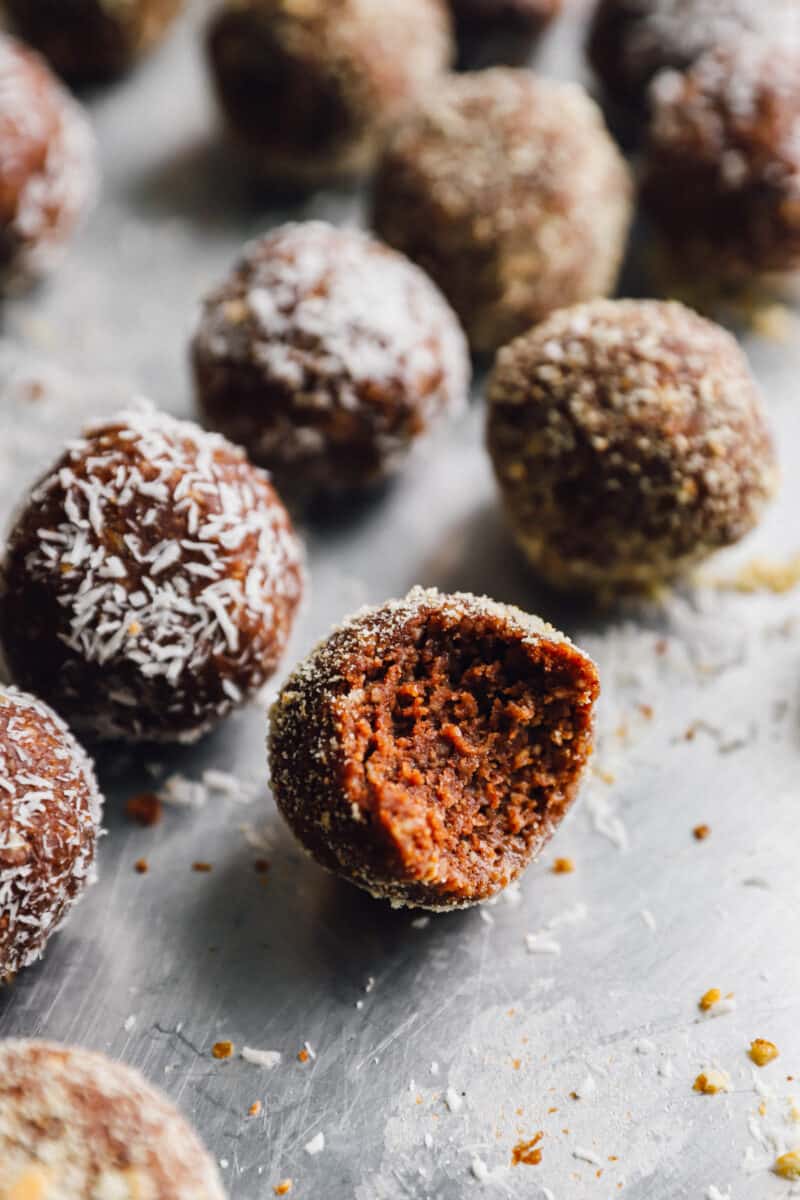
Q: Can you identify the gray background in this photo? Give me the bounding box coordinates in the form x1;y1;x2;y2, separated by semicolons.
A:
1;2;799;1197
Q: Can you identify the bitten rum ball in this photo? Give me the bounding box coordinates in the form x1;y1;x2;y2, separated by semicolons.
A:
0;689;103;979
269;587;599;910
487;299;778;591
0;1040;226;1199
372;68;632;354
641;40;800;280
192;221;471;500
4;0;185;83
0;34;96;290
449;0;563;68
587;0;800;124
0;406;304;744
206;0;454;185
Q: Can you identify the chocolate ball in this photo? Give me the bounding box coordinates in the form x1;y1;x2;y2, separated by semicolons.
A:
588;0;800;124
192;221;471;500
206;0;453;185
269;587;599;910
4;0;185;82
372;68;633;354
0;34;96;290
487;299;778;591
0;688;102;978
641;40;800;279
0;1040;225;1197
0;405;304;744
450;0;563;67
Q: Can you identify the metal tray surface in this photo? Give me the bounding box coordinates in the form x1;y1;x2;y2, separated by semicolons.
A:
1;3;799;1198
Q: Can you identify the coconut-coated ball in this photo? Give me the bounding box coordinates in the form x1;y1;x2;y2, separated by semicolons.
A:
270;587;599;910
487;299;778;590
0;405;304;744
372;68;633;354
206;0;453;185
587;0;800;124
0;1040;226;1199
192;221;470;500
641;40;800;279
0;688;102;978
4;0;185;83
0;34;96;290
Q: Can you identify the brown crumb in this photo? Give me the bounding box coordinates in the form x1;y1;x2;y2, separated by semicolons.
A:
699;988;721;1011
512;1058;521;1070
751;303;796;343
125;792;162;827
547;1107;558;1114
639;704;654;720
774;1150;800;1180
709;554;800;595
254;858;270;874
569;1091;579;1100
693;1070;730;1095
248;1100;262;1117
192;861;213;872
749;1039;780;1067
212;1041;234;1060
274;1182;293;1196
134;858;148;874
298;1048;310;1063
693;824;711;841
553;857;575;874
512;1132;543;1166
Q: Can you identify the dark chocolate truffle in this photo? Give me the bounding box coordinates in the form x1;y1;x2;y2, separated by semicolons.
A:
206;0;453;185
192;221;471;499
641;40;800;279
0;1040;226;1197
587;0;800;123
0;34;96;290
372;68;633;354
487;299;778;591
450;0;563;67
0;688;102;978
0;405;304;744
269;587;599;910
4;0;185;83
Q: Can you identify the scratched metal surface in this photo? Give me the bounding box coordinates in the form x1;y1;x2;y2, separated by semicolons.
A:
1;3;800;1198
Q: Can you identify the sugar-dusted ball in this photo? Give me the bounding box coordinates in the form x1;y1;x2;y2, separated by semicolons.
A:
4;0;185;82
642;40;800;279
487;299;778;590
372;68;632;353
192;221;470;499
206;0;453;185
588;0;800;123
0;688;102;978
0;34;96;290
449;0;563;67
0;405;304;744
0;1040;225;1198
270;587;599;910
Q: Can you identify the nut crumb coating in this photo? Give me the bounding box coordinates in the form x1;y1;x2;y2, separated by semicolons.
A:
373;68;632;353
487;299;778;590
207;0;453;185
